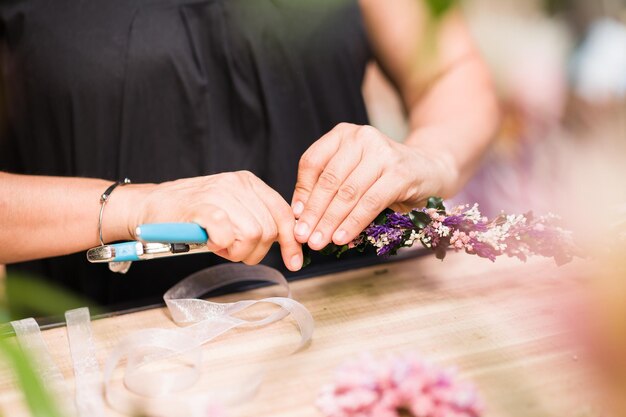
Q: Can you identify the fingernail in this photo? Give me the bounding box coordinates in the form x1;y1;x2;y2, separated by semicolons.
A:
292;201;304;217
309;231;323;246
295;221;309;237
290;254;302;270
334;229;347;244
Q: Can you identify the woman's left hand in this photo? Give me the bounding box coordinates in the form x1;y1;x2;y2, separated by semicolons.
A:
291;122;453;250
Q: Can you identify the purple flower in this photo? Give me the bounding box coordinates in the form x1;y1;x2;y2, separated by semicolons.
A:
337;197;576;266
364;224;392;239
443;213;489;233
361;223;406;256
387;212;414;229
378;232;404;256
470;221;489;233
420;224;441;248
442;214;466;228
468;240;498;262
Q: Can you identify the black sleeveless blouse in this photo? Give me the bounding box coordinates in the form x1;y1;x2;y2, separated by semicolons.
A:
0;0;372;306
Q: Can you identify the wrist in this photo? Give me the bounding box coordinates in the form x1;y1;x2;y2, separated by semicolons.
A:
426;149;459;198
399;144;458;201
404;131;460;198
102;183;154;242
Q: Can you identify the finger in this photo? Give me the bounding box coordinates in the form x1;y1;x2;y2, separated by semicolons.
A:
191;205;236;252
227;217;264;263
231;191;276;265
240;208;276;266
294;145;363;245
291;123;351;218
253;181;303;271
332;175;401;245
241;239;274;266
305;158;381;250
208;196;263;263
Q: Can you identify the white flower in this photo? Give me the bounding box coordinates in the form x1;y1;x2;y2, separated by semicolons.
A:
437;225;451;237
463;203;483;224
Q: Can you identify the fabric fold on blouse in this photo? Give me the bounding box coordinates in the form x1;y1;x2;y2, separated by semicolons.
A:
0;0;373;305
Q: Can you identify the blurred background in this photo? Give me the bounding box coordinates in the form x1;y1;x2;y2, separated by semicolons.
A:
365;0;626;216
363;0;626;414
1;0;625;415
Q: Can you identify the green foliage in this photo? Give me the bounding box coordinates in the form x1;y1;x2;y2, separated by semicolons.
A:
302;240;355;266
425;0;457;19
542;0;570;16
426;196;446;212
316;242;350;258
319;243;339;256
4;273;101;320
409;210;431;229
302;246;312;268
0;338;65;417
434;238;450;260
335;244;351;257
0;271;99;417
374;208;394;225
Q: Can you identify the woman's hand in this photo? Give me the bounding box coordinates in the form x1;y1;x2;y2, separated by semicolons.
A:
120;171;303;271
287;0;498;253
291;123;454;251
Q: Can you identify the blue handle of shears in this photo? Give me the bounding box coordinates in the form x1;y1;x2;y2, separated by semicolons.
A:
110;241;142;262
135;223;208;244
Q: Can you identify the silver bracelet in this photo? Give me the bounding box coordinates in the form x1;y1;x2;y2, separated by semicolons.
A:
98;178;131;246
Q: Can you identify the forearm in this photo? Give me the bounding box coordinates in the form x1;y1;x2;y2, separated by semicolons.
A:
0;172;305;271
404;54;500;197
360;1;500;199
0;172;140;263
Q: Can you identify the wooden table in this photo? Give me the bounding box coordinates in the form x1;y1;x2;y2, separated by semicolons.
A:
0;252;601;417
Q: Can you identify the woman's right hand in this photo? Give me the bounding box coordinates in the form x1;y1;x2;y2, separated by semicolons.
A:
113;171;303;271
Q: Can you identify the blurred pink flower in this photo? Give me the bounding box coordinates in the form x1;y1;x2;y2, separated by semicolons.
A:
316;353;483;417
206;403;226;417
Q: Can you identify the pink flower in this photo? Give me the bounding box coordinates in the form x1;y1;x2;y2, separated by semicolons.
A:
206;403;226;417
334;197;576;266
316;353;484;417
450;230;472;249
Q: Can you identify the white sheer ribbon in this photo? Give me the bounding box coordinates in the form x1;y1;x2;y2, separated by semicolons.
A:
65;308;104;417
11;317;76;416
11;264;314;417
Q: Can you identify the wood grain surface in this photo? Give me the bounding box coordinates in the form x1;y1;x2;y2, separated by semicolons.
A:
0;253;602;417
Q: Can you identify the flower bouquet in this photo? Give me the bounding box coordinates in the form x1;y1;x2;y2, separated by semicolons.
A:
308;197;576;266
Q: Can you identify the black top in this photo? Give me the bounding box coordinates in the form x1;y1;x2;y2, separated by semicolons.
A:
0;0;373;306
